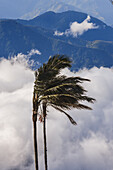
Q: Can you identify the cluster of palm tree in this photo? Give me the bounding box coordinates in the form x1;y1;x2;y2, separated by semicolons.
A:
32;55;95;170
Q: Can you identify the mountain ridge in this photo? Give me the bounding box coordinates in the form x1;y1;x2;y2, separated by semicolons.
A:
0;10;113;70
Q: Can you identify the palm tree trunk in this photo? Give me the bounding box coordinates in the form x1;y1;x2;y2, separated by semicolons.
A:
33;92;39;170
33;119;39;170
43;102;48;170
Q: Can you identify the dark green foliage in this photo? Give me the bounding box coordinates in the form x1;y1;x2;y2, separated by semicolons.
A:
37;55;71;81
34;55;95;124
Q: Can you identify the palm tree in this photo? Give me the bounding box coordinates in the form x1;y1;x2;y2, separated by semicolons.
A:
32;55;72;170
32;83;39;170
33;55;95;170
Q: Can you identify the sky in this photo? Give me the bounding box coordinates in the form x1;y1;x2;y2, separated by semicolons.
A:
0;53;113;170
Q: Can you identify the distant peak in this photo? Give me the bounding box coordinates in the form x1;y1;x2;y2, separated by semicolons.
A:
44;11;56;15
30;11;56;21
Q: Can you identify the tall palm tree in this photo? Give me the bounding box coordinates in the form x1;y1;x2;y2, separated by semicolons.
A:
33;55;95;170
32;55;72;170
33;82;39;170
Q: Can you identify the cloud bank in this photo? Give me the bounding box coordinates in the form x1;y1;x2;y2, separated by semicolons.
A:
0;56;113;170
54;15;98;37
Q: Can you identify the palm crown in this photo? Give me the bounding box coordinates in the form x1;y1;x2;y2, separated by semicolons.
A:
34;55;95;124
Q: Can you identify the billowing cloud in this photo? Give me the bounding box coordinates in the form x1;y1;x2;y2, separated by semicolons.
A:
8;49;41;69
66;15;98;37
0;56;113;170
54;15;98;37
0;58;34;170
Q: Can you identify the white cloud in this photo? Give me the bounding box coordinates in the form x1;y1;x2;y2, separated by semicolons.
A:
0;58;34;170
28;49;41;56
54;30;64;36
0;57;113;170
66;15;98;37
54;15;98;38
8;49;41;69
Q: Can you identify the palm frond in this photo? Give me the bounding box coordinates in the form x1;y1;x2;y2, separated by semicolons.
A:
35;76;89;97
40;93;78;101
75;95;95;103
72;103;92;110
33;55;95;125
51;104;77;125
47;55;72;70
36;55;72;82
40;93;93;111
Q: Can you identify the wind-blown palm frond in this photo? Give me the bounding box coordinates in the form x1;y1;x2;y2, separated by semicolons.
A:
46;94;93;110
51;104;77;125
36;55;72;82
34;76;91;98
34;55;95;125
47;55;72;70
35;76;95;115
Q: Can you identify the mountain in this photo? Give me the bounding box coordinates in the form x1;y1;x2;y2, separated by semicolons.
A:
22;2;78;20
18;11;113;41
22;0;113;26
63;0;113;25
0;0;113;26
0;11;113;70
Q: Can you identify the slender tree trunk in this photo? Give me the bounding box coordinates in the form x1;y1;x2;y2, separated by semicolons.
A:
33;92;39;170
43;102;48;170
33;119;39;170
